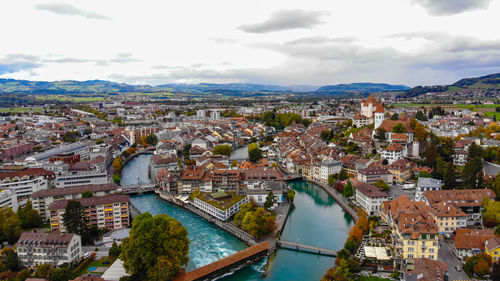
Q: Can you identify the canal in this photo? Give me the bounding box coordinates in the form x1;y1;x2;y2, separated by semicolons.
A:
123;154;354;280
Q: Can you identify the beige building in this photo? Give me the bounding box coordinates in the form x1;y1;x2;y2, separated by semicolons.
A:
428;201;467;234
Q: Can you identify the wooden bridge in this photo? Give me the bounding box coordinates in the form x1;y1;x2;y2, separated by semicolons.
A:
120;184;156;194
277;240;337;256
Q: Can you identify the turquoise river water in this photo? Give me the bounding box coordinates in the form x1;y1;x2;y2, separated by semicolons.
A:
121;154;354;280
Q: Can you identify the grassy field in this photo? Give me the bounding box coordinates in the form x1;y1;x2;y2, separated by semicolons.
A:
77;258;112;276
35;95;106;102
0;107;44;113
484;112;500;119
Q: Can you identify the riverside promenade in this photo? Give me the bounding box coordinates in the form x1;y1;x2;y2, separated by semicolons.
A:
308;179;359;222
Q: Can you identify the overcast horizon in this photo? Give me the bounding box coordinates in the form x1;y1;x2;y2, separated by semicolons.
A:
1;0;500;87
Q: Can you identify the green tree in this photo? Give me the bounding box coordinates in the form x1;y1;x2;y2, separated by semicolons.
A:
375;128;386;141
231;160;238;167
62;200;87;237
213;144;232;156
82;190;93;198
248;143;263;163
0;207;22;244
96;139;104;144
109;241;122;259
17;200;42;229
461;157;483;188
2;248;19;271
390;113;399;120
415;110;428;121
113;174;121;184
286;189;296;203
464;253;491;278
343;181;354;198
424;143;438;169
418;171;431;178
145;133;158;145
374;180;390;192
33;263;54;279
121;213;190;281
50;267;77;281
328;174;337;187
264;190;277;210
392;123;405;133
442;161;458;190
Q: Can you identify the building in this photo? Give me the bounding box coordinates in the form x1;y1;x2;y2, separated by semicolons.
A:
354;95;385;128
25;142;89;163
381;195;439;260
48;194;130;232
54;170;109;188
241;166;284;190
149;154;178;183
381;143;405;164
387;159;415;184
31;183;119;221
191;191;248;221
207;169;241;191
356;167;391;184
485;236;500;262
178;166;206;193
404;258;448;281
210;109;221;120
453;150;468;166
427;201;467;234
319;159;342;184
0;143;34;162
89;144;113;168
422;189;495;226
0;189;18;211
196;109;206;119
452;229;496;263
17;232;82;267
49;152;81;166
415;177;442;201
0;167;53;203
354;182;390;216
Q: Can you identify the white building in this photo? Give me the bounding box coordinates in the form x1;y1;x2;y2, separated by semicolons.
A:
0;189;18;211
17;232;82;267
381;143;405;164
196;110;206;119
192;192;248;221
210;109;221;120
355;182;390;216
415;177;442;201
0;176;49;203
54;170;109;188
320;159;342;184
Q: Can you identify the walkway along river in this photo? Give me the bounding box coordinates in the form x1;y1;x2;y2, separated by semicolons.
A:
122;154;354;280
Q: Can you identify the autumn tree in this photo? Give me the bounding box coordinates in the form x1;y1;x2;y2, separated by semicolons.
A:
374;180;390;192
213;145;232;156
0;207;22;244
121;213;190;281
17;199;42;229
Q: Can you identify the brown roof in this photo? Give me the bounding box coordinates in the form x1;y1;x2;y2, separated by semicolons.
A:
406;258;448;281
485;236;500;252
384;143;404;152
17;231;76;248
423;189;495;208
375;103;384;113
172;242;269;281
429;201;466;217
48;194;129;210
0;167;55;180
454;234;495;250
180;166;205;180
31;183;118;198
455;228;495;236
241;167;284;181
355;182;390;198
359;166;390;175
378;120;412;133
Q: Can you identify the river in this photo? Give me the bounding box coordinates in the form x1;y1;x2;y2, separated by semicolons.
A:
230;145;248;161
122;154;354;280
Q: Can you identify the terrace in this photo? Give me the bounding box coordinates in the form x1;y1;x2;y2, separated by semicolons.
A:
189;190;246;211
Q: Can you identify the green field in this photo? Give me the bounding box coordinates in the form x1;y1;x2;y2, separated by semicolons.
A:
35;95;106;102
0;107;44;113
484;112;500;119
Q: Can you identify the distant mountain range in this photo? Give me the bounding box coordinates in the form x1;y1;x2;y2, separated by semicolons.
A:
402;73;500;98
315;83;410;93
0;78;410;95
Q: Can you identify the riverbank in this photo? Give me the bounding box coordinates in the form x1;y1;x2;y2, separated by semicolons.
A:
306;179;359;222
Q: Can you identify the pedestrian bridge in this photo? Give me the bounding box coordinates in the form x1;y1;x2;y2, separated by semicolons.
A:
120;184;156;194
277;240;337;256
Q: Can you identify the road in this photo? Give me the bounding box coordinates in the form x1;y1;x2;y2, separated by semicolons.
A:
438;240;471;281
82;246;110;260
389;183;415;200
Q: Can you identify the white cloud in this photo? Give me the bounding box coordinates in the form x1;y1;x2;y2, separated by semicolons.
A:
239;9;329;33
35;2;110;20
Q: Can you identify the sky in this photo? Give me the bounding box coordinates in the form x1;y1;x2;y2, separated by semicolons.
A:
1;0;500;87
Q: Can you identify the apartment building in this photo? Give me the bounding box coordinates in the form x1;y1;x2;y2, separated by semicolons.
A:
381;143;405;164
422;189;496;226
356;167;391;184
149;154;178;183
354;182;390;216
48;194;130;232
17;232;82;267
240;166;284;190
191;191;248;221
381;195;439;260
0;189;18;211
319;159;342;184
207;169;240;191
428;201;467;233
54;170;108;188
415;177;442;201
178;166;206;193
453;229;496;263
31;183;119;221
387;159;415;184
0;168;54;205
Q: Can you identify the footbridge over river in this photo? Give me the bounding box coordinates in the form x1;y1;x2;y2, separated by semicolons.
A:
119;184;156;194
172;241;270;281
277;240;337;257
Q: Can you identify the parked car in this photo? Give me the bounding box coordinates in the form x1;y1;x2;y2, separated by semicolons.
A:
455;265;462;271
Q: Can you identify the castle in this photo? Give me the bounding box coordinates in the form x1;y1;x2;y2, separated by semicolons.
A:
353;94;385;128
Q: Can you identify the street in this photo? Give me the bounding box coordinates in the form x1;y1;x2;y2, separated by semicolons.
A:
438;240;471;281
82;246;110;260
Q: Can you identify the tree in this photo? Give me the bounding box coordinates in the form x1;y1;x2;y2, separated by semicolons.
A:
17;199;42;229
328;174;337;187
424;143;438;169
62;131;81;143
146;134;158;146
442;162;458;190
121;213;190;281
62;200;87;237
343;181;354;198
231;160;238;167
0;207;22;244
113;174;121;184
414;122;428;142
82;190;93;198
415;110;428;121
248;143;263;163
375;128;386;141
419;171;431;178
112;157;123;172
213;145;232;156
2;248;19;271
96;139;104;144
464;253;492;277
390;113;399;120
374;180;390;192
491;262;500;281
392;123;405;133
461;157;483;188
264;190;277;210
474;260;491;277
34;264;54;279
109;241;122;259
286;189;295;203
50;267;77;281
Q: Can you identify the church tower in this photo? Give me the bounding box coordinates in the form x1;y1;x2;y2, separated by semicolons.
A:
374;102;384;129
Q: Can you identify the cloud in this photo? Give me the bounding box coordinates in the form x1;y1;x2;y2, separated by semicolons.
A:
0;54;41;75
109;53;140;63
285;36;356;45
210;38;237;44
43;53;138;65
239;9;329;33
410;0;492;15
35;3;110;20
